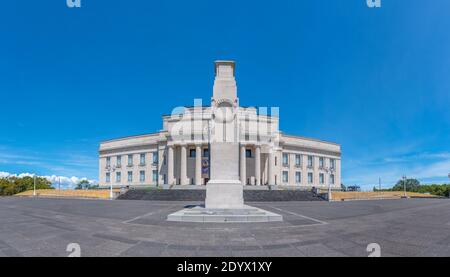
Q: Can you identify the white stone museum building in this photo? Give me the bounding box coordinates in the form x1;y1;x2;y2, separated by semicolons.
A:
99;61;341;190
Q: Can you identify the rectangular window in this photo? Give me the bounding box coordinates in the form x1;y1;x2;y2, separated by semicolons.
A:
140;154;146;166
275;156;277;166
116;156;121;167
152;170;158;183
106;173;110;183
246;149;252;158
127;171;133;182
139;171;145;182
203;148;209;158
330;159;335;169
282;171;289;183
116;172;121;183
295;154;301;167
189;149;196;158
308;172;313;184
319;173;324;184
295;172;301;184
282;153;289;166
308;156;313;168
330;174;335;184
152;152;158;164
106;157;111;167
319;157;324;168
128;154;133;166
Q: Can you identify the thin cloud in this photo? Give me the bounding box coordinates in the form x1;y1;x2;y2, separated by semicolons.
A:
343;154;450;189
0;146;98;179
383;152;450;163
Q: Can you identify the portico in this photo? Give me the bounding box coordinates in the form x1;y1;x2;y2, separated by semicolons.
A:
165;142;267;187
166;143;210;186
239;143;265;186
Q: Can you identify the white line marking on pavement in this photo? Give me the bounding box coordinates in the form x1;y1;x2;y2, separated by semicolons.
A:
122;205;179;224
123;211;159;224
268;205;328;225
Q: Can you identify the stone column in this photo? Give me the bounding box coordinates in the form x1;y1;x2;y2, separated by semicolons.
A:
255;145;261;186
157;144;164;185
240;145;246;185
180;144;187;185
167;145;174;185
314;156;319;186
195;144;202;185
268;151;275;185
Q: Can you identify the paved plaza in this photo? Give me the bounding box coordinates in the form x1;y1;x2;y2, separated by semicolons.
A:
0;197;449;257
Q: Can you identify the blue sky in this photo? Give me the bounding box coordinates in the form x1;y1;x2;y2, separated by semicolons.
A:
0;0;449;189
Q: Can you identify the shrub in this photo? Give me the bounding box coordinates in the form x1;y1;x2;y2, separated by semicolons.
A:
0;176;53;196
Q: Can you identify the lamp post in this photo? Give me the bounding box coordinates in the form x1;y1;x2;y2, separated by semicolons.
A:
402;175;407;198
106;165;116;200
324;167;335;202
33;175;36;197
378;177;381;196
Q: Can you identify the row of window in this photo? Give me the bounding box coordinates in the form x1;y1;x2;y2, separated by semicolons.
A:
282;171;335;185
189;148;210;158
282;154;336;169
106;170;335;185
106;153;158;168
105;170;159;183
105;149;211;168
105;152;336;177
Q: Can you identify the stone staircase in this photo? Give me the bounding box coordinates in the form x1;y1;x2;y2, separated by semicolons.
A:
117;188;324;202
244;190;324;202
118;189;205;201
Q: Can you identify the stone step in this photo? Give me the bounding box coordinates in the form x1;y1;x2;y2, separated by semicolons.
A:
167;205;283;223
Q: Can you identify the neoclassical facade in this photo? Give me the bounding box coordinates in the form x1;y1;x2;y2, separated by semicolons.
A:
99;61;341;189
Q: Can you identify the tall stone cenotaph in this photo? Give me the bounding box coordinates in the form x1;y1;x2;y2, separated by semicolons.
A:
167;61;282;223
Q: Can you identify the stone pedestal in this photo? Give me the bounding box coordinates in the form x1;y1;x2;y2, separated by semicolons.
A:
167;205;282;223
205;180;243;209
205;141;244;209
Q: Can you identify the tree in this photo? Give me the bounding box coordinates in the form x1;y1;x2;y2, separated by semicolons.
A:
340;183;346;192
75;180;91;190
392;178;420;192
0;176;52;196
75;180;98;190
